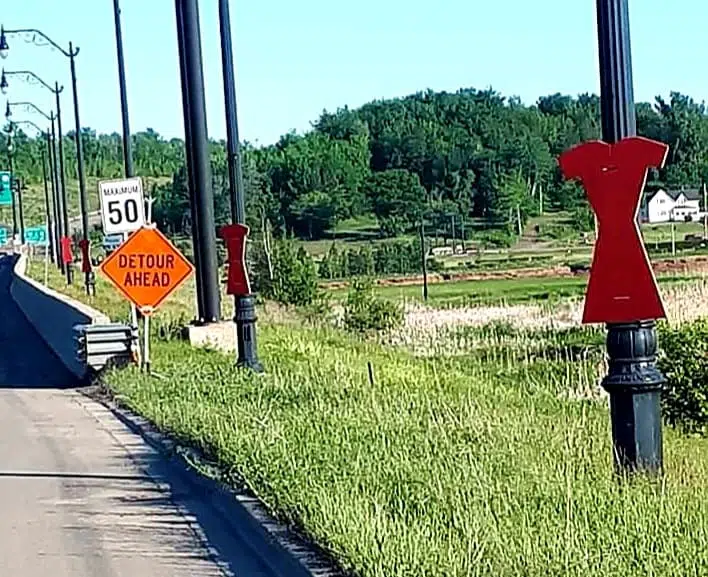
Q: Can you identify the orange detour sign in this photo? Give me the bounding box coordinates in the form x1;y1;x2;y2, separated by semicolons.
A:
100;225;194;315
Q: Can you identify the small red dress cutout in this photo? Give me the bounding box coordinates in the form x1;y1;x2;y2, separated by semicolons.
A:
559;136;669;324
78;239;92;273
220;223;251;297
60;236;73;266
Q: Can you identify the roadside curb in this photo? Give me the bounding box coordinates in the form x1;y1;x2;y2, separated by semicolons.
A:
82;384;344;577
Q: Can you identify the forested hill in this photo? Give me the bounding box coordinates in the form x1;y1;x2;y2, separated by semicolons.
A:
2;89;707;240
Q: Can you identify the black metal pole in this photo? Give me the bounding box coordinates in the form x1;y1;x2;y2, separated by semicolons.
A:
218;0;262;371
9;147;17;239
178;0;221;323
55;83;71;283
40;146;54;263
596;0;663;475
113;0;134;178
50;118;64;272
46;129;60;266
17;177;24;245
69;43;92;295
176;0;206;321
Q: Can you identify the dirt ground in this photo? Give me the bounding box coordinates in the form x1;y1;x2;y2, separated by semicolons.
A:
322;256;708;290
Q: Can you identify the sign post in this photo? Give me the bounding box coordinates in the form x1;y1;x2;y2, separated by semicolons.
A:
99;225;194;373
99;176;146;359
0;172;11;206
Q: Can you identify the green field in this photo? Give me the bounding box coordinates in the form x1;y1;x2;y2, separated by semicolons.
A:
363;273;699;307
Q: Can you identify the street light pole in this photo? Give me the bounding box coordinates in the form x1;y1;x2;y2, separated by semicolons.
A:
218;0;262;371
112;0;134;178
596;0;664;474
40;146;53;262
44;130;58;264
0;28;89;289
50;117;65;273
0;69;70;280
54;84;71;282
16;175;24;245
176;0;221;324
68;42;93;295
7;136;16;239
9;118;55;260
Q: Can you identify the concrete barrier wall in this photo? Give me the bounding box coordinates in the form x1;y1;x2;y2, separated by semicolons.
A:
10;255;110;382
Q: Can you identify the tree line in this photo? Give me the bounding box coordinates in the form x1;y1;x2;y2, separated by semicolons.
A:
1;88;707;243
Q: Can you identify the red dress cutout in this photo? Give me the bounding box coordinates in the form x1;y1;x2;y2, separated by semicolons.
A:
558;137;669;324
220;223;251;296
60;236;73;266
78;239;93;273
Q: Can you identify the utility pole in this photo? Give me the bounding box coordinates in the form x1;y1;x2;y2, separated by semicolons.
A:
113;0;134;178
68;42;93;295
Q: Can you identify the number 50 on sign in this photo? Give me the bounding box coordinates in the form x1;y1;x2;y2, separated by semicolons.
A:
99;177;146;235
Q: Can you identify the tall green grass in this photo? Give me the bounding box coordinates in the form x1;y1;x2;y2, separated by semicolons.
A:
106;324;708;577
31;257;708;576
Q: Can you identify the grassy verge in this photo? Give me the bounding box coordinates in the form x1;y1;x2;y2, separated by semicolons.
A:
30;259;708;576
105;326;708;576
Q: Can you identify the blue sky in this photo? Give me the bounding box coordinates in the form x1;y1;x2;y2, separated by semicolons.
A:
1;0;704;146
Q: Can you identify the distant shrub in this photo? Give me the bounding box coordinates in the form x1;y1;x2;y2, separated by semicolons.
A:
343;278;404;333
657;320;708;435
476;229;514;248
251;237;320;306
538;223;577;240
318;238;427;280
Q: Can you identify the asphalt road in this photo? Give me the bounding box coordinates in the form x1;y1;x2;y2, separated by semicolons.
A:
0;254;315;577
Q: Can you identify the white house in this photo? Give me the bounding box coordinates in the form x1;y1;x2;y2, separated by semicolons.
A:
641;188;703;223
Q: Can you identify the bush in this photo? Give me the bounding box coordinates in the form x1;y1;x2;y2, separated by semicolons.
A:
657;320;708;435
343;278;404;333
318;238;427;280
251;237;320;306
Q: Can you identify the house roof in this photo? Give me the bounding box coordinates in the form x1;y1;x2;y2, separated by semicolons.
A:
648;188;702;202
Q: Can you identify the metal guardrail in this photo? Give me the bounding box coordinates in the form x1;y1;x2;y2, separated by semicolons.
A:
74;323;138;373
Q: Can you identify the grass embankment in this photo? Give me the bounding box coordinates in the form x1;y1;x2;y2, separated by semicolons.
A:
32;260;708;576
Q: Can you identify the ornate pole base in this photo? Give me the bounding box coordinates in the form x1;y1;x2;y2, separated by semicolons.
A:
602;320;664;474
234;295;263;373
85;271;96;297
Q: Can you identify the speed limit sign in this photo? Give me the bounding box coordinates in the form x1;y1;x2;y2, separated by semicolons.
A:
99;177;146;235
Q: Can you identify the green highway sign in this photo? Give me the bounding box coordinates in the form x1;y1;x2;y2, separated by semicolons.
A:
0;172;11;206
25;225;48;246
0;228;7;245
